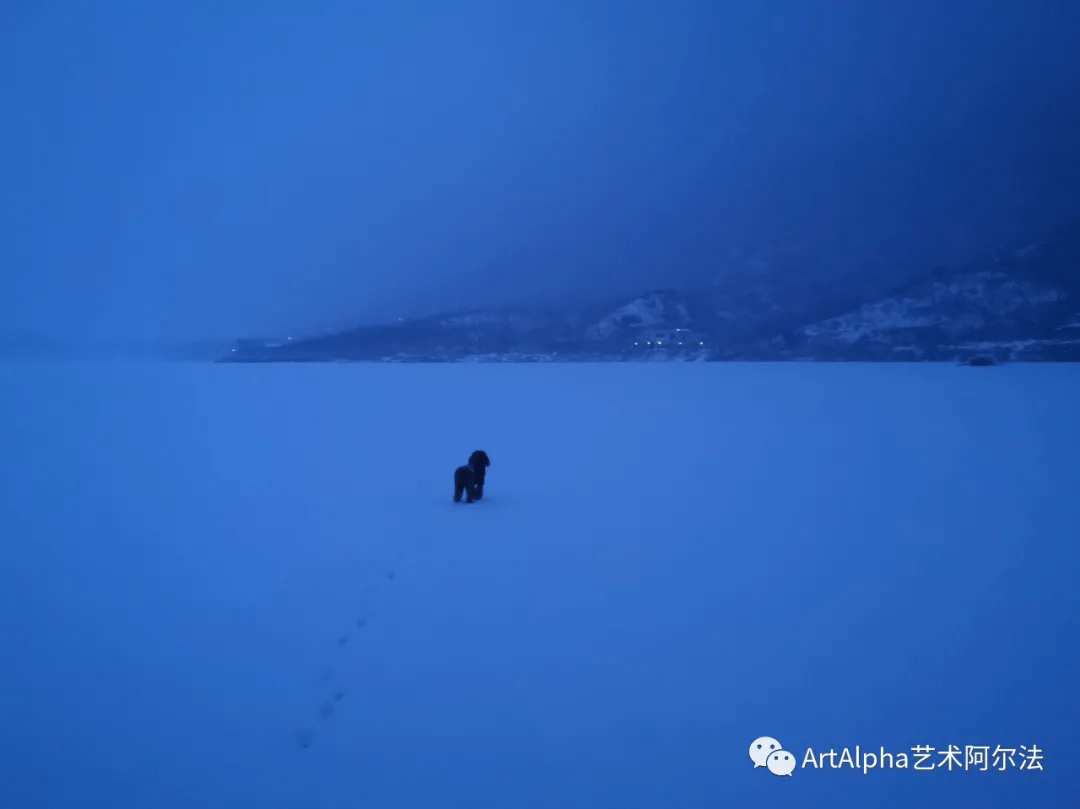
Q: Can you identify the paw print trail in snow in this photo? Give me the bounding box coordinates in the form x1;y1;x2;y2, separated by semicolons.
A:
290;503;436;749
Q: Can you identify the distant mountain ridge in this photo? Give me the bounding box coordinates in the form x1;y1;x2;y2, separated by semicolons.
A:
221;218;1080;364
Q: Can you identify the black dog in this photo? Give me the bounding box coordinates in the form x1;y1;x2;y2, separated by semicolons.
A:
468;450;490;500
453;463;477;503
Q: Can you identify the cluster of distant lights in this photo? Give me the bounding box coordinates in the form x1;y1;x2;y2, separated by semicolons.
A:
635;329;704;347
634;340;705;346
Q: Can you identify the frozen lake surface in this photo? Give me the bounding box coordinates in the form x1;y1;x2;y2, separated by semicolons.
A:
0;361;1076;808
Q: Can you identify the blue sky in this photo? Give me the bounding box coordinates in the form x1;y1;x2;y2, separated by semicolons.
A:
3;0;1079;341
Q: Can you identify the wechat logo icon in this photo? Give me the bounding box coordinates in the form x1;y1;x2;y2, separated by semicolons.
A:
750;736;796;777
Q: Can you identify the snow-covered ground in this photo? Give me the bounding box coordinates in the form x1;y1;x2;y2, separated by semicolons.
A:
0;361;1076;808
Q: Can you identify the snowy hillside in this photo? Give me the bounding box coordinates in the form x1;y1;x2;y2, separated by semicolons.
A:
584;290;692;341
0;361;1076;808
221;218;1080;364
778;272;1079;361
752;220;1080;361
